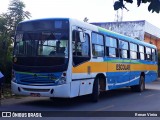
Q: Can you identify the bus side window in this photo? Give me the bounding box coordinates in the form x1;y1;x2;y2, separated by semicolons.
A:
152;48;156;61
119;40;129;59
92;32;104;57
145;47;152;61
139;45;145;60
155;49;157;61
106;36;118;57
130;43;138;60
72;30;90;66
72;31;90;57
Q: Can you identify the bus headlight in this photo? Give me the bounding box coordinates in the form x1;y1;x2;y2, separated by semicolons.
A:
56;77;66;85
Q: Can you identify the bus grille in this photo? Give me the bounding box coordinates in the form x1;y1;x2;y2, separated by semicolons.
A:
22;88;50;92
20;79;56;83
16;72;62;85
20;79;55;84
18;75;57;85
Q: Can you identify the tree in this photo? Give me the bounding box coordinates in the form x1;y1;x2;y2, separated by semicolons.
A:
114;0;160;13
7;0;31;36
0;14;12;82
0;0;31;82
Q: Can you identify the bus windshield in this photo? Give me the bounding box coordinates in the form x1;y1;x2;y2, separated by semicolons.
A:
14;19;69;58
13;19;69;68
14;32;68;57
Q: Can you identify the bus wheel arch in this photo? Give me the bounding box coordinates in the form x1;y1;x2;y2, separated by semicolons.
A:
90;73;106;102
140;72;145;80
96;73;106;91
131;72;145;92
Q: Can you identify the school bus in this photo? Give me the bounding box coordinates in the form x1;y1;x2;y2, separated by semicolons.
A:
12;18;158;102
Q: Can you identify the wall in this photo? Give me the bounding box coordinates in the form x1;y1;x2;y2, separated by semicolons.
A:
144;34;160;51
93;20;145;41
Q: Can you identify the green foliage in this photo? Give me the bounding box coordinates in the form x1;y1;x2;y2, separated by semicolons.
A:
148;0;160;13
124;0;133;3
114;1;125;10
114;0;160;13
0;0;31;83
0;15;12;83
8;0;31;34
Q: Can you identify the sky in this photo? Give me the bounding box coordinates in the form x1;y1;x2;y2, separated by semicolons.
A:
0;0;160;28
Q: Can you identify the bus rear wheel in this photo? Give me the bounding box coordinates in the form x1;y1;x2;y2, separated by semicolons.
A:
131;76;145;92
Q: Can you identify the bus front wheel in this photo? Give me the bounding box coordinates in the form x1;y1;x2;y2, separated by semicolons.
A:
90;77;100;102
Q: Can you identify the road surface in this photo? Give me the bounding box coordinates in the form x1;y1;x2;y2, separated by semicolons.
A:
1;79;160;120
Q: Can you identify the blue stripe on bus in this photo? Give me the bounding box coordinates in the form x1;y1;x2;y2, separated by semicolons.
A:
106;70;157;90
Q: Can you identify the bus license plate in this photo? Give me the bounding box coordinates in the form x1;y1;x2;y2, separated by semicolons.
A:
30;93;40;97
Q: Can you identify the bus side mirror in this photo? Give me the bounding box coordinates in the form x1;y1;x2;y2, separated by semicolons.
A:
79;32;86;43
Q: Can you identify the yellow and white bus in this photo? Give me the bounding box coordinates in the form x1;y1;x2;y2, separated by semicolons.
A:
12;18;158;102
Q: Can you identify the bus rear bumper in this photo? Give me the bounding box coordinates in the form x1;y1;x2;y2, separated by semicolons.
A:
11;81;71;98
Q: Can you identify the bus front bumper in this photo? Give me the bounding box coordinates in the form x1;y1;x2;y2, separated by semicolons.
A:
11;81;71;98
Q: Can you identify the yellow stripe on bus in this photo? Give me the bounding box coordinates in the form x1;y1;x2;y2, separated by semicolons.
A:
72;62;157;73
72;62;108;73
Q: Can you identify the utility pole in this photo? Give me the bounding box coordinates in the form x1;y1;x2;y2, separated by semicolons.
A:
114;8;123;22
113;0;123;22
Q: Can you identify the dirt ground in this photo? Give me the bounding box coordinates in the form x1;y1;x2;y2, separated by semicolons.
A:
0;84;12;100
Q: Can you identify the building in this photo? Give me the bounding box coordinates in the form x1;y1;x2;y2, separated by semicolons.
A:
92;20;160;51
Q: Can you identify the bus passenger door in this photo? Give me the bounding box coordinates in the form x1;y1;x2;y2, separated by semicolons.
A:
71;26;93;96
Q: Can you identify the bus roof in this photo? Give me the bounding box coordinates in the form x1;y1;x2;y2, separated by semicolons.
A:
18;18;156;49
19;18;70;24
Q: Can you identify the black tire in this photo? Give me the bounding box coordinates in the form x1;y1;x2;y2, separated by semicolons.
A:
90;77;100;102
138;76;145;92
131;76;145;92
50;97;55;100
